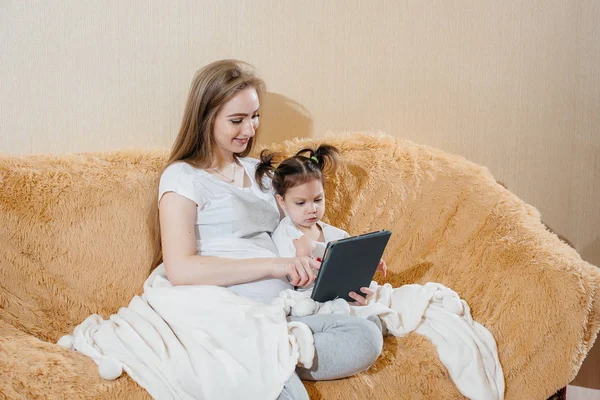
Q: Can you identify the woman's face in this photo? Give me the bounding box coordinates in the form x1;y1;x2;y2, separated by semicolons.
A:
212;87;260;160
276;178;326;230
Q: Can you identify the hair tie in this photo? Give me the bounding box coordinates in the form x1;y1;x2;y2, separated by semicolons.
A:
310;156;319;163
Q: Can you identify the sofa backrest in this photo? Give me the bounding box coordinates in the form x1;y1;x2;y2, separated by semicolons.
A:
0;133;517;341
1;132;594;348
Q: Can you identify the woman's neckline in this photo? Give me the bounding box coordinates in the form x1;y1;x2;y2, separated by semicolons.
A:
197;157;254;190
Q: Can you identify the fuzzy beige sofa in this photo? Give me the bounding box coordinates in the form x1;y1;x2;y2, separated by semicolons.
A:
1;132;599;400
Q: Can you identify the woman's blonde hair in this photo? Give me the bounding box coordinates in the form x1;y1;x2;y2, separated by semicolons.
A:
151;60;265;270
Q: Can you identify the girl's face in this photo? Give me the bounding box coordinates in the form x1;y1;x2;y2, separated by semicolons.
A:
276;178;326;230
212;87;260;160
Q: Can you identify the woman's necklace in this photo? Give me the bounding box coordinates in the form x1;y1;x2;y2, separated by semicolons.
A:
211;162;236;183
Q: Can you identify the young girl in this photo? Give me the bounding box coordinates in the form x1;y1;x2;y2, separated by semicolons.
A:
255;144;386;302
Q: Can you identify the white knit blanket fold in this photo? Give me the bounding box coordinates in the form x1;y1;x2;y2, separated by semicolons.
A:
58;266;314;400
59;269;504;400
273;282;505;400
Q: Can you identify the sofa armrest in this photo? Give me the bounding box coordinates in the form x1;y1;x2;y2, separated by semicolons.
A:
432;192;600;398
0;320;149;399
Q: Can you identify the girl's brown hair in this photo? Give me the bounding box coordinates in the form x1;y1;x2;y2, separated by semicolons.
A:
151;60;265;270
255;144;340;197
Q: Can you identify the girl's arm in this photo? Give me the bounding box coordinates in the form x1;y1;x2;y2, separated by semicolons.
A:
159;192;319;287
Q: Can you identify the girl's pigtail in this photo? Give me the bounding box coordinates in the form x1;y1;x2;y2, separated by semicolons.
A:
311;144;340;174
255;149;281;191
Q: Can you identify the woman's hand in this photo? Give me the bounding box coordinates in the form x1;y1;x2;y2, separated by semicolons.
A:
377;259;387;278
349;287;375;306
272;257;321;288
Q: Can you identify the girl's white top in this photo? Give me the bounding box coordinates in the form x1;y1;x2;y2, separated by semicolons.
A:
272;216;350;259
158;157;292;304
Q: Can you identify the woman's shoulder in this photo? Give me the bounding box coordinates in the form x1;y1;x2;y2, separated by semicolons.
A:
239;156;260;168
158;162;210;201
158;162;210;203
162;161;200;175
160;161;208;183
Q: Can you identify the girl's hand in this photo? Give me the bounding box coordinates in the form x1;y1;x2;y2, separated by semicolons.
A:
273;257;321;288
293;234;317;258
349;287;375;306
377;259;387;278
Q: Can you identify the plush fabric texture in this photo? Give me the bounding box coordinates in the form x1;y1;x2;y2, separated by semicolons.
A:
0;132;598;399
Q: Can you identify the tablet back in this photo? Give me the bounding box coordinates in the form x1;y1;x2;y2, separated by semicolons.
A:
311;230;391;302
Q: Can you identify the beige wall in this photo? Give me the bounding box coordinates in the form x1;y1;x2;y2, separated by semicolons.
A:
1;1;598;265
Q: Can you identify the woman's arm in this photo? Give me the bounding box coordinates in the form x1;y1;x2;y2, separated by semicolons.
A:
159;192;319;286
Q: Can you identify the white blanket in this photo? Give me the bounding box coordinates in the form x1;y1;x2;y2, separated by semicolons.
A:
273;282;505;400
59;268;504;400
57;266;314;400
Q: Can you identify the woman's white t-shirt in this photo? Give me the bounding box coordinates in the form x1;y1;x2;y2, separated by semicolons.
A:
158;157;292;304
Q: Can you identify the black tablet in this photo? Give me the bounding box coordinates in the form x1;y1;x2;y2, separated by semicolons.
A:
311;230;392;303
